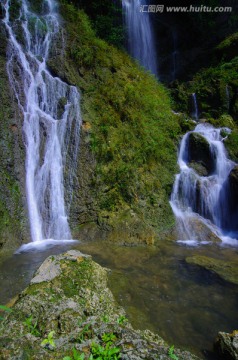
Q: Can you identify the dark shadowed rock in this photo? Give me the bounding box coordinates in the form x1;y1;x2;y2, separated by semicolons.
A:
188;132;215;175
214;330;238;360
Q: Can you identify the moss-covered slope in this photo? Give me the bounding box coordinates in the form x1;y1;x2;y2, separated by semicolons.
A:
46;2;181;243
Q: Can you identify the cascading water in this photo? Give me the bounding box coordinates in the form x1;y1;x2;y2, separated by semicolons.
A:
170;123;238;245
191;93;199;121
122;0;158;76
3;0;82;242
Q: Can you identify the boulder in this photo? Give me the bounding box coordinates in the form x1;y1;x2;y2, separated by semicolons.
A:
214;330;238;360
187;132;215;175
0;250;201;360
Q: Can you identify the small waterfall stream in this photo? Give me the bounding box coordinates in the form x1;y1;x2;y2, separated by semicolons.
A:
170;123;238;245
191;93;199;121
3;0;82;242
122;0;158;76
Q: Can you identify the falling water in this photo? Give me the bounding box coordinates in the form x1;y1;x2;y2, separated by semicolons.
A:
3;0;82;242
122;0;158;76
191;93;199;121
170;123;238;245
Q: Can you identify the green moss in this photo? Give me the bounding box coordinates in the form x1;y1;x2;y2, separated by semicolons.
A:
224;129;238;162
54;2;181;238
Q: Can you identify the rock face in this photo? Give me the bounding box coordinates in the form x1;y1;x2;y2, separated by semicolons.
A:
0;250;201;360
0;23;28;252
186;255;238;285
228;166;238;210
187;132;215;175
214;330;238;360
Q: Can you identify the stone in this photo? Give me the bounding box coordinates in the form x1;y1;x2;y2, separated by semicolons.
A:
214;330;238;360
0;251;202;360
187;132;215;175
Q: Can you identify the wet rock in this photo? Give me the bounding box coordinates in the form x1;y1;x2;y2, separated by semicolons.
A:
214;330;238;360
187;132;215;175
220;165;238;232
228;166;238;202
186;255;238;285
188;161;208;176
0;251;201;360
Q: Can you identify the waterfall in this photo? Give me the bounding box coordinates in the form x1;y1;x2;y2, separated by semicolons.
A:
3;0;82;242
122;0;158;76
170;123;238;245
191;93;199;121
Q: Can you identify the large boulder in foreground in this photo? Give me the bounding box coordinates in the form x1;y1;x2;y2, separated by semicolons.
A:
0;250;201;360
214;330;238;360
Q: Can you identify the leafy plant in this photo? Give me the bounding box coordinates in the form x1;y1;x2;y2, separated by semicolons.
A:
63;348;85;360
101;333;116;343
23;315;41;336
0;305;12;320
78;323;92;342
41;330;56;348
116;315;128;325
91;341;120;360
168;345;179;360
101;315;110;323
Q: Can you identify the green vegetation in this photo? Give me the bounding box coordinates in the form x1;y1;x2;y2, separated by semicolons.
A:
63;332;121;360
0;305;12;321
23;315;41;337
50;2;181;239
116;315;128;325
168;345;179;360
63;0;124;47
41;330;56;348
171;33;238;124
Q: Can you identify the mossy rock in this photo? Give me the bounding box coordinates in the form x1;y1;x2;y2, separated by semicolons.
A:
0;251;202;360
214;330;238;360
187;132;215;175
209;114;236;130
225;129;238;162
216;32;238;61
186;255;238;285
188;161;209;177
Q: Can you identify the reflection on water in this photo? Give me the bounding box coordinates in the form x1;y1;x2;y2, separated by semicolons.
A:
0;239;238;359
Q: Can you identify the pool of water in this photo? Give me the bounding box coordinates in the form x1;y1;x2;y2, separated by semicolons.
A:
0;239;238;359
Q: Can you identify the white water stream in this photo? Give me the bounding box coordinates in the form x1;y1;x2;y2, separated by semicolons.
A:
170;123;238;245
3;0;82;242
122;0;158;76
